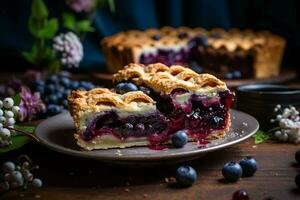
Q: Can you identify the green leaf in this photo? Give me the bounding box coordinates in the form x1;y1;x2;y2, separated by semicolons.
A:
63;13;76;31
31;0;48;19
13;94;21;106
77;20;95;32
253;130;272;144
0;125;36;153
36;18;59;39
14;125;36;133
107;0;115;12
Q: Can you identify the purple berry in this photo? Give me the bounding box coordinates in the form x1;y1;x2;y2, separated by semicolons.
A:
171;130;188;148
222;162;243;182
232;190;250;200
239;156;257;177
175;166;197;187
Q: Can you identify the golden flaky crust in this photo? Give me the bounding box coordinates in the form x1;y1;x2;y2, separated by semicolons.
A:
102;27;285;78
113;63;227;95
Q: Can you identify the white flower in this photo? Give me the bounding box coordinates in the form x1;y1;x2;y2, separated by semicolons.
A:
53;32;83;68
279;118;296;129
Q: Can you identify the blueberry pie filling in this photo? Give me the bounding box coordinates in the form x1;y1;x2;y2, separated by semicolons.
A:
68;63;235;150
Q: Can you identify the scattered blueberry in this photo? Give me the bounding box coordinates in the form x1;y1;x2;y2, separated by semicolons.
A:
175;166;197;187
225;72;234;80
239;156;257;177
232;190;250;200
295;172;300;189
178;32;188;39
222;162;243;182
116;83;138;94
152;34;161;41
233;70;242;79
295;150;300;164
171;130;188;148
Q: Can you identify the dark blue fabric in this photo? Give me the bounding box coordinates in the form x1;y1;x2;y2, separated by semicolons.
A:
0;0;299;72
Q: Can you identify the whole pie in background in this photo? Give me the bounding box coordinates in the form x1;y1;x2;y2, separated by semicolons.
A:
101;27;286;79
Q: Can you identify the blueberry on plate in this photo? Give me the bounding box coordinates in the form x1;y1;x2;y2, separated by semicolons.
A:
171;130;188;148
116;83;138;94
175;166;197;187
295;172;300;189
295;150;300;164
222;162;243;182
232;190;250;200
239;156;257;177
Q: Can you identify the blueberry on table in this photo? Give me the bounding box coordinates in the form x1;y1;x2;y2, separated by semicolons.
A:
222;162;243;182
175;166;197;187
239;156;257;177
232;190;250;200
171;130;188;148
116;83;138;94
296;172;300;189
295;150;300;164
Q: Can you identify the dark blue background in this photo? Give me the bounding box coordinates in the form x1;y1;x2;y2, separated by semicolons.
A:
0;0;299;73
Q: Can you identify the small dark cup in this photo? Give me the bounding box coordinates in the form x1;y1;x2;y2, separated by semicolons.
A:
236;84;300;131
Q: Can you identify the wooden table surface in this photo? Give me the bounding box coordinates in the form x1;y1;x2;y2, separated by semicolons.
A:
1;139;300;200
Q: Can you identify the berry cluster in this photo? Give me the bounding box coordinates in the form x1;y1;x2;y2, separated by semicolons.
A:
0;157;42;193
0;97;20;147
31;74;96;117
222;156;257;182
271;105;300;143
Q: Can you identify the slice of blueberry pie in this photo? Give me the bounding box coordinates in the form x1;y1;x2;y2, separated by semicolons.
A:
68;88;170;150
68;63;235;150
